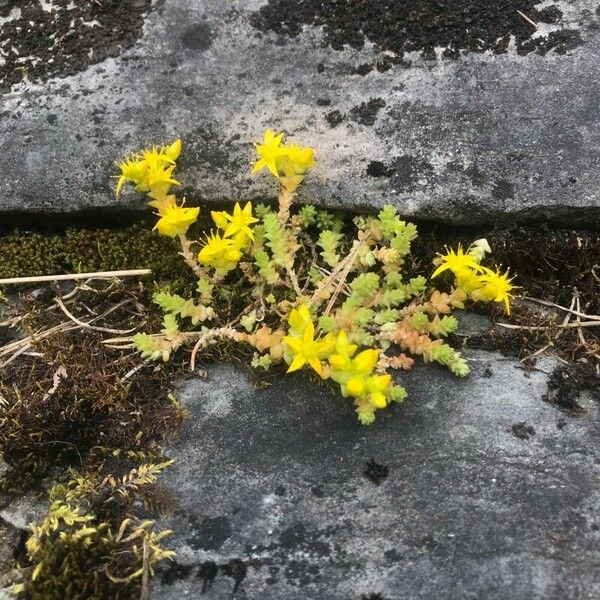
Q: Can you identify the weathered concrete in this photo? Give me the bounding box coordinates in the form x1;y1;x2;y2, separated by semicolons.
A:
1;1;599;224
153;349;600;599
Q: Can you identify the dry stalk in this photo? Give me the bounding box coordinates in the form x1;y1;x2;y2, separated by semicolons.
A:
524;296;600;322
0;269;151;286
54;295;137;335
497;321;600;331
516;9;538;29
309;239;367;313
278;185;295;225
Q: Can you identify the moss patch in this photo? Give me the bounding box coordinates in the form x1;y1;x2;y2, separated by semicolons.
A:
0;225;197;293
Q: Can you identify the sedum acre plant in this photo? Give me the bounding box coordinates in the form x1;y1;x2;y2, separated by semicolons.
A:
116;130;515;424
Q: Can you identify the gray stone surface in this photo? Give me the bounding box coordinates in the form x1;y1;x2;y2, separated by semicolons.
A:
153;349;600;600
0;492;46;532
1;1;599;224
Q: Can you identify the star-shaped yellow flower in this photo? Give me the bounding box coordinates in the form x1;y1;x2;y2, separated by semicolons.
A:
198;232;243;272
252;129;286;177
281;143;316;176
115;139;182;199
211;201;259;241
476;267;516;314
287;303;313;335
432;245;483;279
153;198;199;238
284;321;334;375
328;330;358;372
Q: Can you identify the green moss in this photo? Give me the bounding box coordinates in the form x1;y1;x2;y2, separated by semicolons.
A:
0;225;197;292
16;462;175;600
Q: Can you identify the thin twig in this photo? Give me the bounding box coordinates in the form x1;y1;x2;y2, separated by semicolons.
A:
0;269;151;286
310;239;366;309
497;321;600;331
54;295;137;335
575;296;589;349
523;296;600;322
120;358;153;382
516;9;538;29
286;264;303;297
190;327;238;371
324;240;366;316
140;537;149;600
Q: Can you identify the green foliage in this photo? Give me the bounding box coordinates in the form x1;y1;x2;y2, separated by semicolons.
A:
426;344;470;376
315;209;343;232
101;135;514;425
153;291;215;325
298;204;317;226
254;249;279;284
318;230;343;267
133;332;172;361
262;212;288;267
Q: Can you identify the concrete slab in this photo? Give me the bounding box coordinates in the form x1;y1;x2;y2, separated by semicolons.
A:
153;350;600;599
1;0;599;224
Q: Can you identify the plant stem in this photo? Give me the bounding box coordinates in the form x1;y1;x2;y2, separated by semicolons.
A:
277;179;303;297
189;326;239;371
278;185;295;225
178;234;209;281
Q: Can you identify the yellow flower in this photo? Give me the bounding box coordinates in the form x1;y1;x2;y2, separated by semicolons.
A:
346;377;366;397
115;140;182;199
115;157;147;195
198;232;243;272
252;130;316;179
284;321;335;375
352;348;380;375
328;330;358;371
330;344;381;399
153;198;199;238
279;143;316;177
252;129;286;177
287;303;313;336
475;267;516;314
454;266;484;294
432;245;483;279
162;139;182;162
366;374;392;408
211;201;259;241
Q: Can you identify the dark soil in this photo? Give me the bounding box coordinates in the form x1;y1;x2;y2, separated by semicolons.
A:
0;0;150;92
543;363;599;414
251;0;582;62
0;282;187;492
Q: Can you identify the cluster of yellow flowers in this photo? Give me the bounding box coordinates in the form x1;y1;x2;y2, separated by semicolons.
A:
432;241;515;314
115;138;200;239
115;140;181;199
252;129;316;192
282;304;397;423
115;131;315;276
115;139;263;276
117;130;518;425
199;202;258;273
